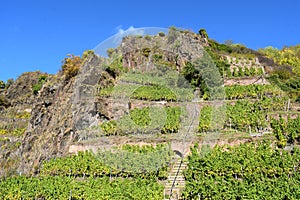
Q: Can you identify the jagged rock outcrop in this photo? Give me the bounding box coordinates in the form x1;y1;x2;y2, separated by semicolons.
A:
6;72;47;107
72;54;104;132
0;72;49;176
121;31;204;71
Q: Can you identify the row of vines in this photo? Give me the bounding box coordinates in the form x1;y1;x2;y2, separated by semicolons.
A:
100;106;182;135
183;141;300;199
0;144;171;199
198;98;288;133
0;176;163;200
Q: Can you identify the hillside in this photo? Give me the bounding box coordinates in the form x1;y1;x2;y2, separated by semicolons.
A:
0;27;300;199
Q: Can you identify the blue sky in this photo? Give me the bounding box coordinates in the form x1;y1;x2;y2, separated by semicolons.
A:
0;0;299;81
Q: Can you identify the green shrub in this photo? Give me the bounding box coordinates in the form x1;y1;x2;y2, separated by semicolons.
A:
153;54;163;61
233;67;239;77
82;50;94;63
257;67;264;75
238;66;244;76
199;28;208;39
132;85;177;101
273;68;292;79
130;107;150;127
0;129;8;135
198;106;212;132
100;120;117;136
227;68;232;78
101;107;182;135
158;32;165;37
250;66;256;76
104;56;126;78
244;67;250;76
12;128;26;137
32;75;47;95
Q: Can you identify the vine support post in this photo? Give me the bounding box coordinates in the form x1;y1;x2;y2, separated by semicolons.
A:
287;98;290;112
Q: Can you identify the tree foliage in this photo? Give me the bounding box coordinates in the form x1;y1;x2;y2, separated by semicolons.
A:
259;45;300;76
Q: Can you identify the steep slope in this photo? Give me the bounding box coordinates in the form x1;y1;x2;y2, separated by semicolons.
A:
0;27;298;177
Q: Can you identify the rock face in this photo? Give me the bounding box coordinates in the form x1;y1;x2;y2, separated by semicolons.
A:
20;74;76;174
17;54;110;174
0;72;48;176
121;30;204;71
72;54;105;132
5;72;42;107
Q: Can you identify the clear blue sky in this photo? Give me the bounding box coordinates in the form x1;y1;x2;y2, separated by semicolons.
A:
0;0;299;81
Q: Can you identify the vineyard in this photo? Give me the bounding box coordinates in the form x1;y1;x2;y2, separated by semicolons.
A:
198;97;291;133
41;144;172;179
0;176;163;199
225;84;283;100
0;144;171;199
99;83;194;102
183;141;300;199
1;27;300;200
271;116;300;147
100;106;182;135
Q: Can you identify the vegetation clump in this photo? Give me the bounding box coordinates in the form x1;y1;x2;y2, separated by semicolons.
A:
32;74;47;95
183;141;300;199
61;54;82;80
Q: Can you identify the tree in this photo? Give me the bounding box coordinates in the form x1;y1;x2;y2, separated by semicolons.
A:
259;45;300;76
181;62;202;88
199;28;208;39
